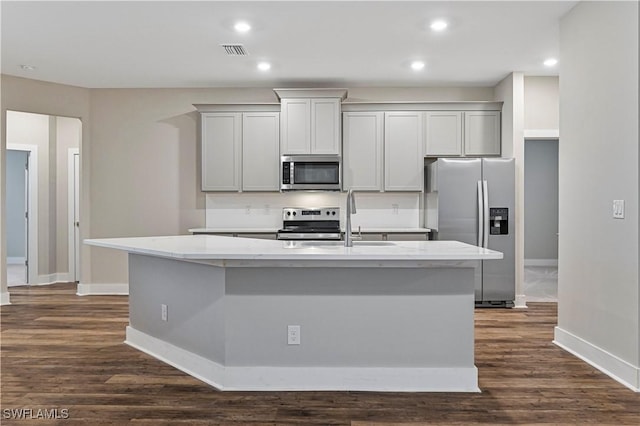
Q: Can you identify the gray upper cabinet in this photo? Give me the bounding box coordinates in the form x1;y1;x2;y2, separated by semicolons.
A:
384;112;424;191
280;98;341;155
424;111;463;156
200;109;280;192
275;88;347;156
242;112;280;191
201;113;242;191
343;112;384;191
424;110;501;157
279;98;311;155
311;98;341;154
464;111;501;156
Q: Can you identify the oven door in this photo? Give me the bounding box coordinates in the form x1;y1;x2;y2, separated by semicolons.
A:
281;155;341;191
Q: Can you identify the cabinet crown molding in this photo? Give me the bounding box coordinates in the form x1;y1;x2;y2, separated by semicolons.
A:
342;101;503;112
273;88;348;101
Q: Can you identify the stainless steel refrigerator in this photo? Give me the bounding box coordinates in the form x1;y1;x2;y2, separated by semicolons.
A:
425;158;515;307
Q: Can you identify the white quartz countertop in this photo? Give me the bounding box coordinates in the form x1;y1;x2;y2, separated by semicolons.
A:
188;227;431;234
85;235;501;263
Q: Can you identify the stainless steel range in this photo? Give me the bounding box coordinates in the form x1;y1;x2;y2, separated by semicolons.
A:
276;207;341;241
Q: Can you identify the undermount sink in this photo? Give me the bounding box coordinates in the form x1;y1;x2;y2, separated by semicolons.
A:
283;240;396;249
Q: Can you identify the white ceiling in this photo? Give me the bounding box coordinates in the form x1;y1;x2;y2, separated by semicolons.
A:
1;1;577;89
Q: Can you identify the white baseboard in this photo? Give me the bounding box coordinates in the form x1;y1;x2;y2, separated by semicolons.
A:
0;292;11;306
554;326;640;392
514;294;528;308
35;273;72;285
7;257;26;265
525;259;558;267
126;326;480;392
76;282;129;296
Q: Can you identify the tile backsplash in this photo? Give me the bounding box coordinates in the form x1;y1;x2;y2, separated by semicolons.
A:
205;192;422;229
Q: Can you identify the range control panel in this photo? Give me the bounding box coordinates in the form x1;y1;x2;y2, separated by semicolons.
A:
489;207;509;235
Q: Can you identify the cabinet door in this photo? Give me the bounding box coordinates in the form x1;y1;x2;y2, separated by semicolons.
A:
425;111;463;156
464;111;501;156
384;112;423;191
201;113;242;191
280;99;310;154
343;112;384;191
311;98;341;154
242;112;280;191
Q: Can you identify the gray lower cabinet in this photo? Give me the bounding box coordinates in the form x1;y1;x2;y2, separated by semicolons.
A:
201;111;280;192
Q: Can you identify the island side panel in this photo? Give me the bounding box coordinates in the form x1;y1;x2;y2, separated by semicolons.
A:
224;266;475;368
127;253;227;364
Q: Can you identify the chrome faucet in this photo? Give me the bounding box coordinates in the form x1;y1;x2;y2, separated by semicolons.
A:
345;189;357;247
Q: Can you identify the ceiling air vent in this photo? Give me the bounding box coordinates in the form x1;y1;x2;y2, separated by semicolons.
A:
221;44;248;56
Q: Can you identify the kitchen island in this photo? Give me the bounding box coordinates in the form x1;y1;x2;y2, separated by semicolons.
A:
85;235;502;392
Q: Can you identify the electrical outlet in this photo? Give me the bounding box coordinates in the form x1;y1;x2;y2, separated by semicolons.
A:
613;200;625;219
161;304;168;321
287;325;300;345
392;204;399;215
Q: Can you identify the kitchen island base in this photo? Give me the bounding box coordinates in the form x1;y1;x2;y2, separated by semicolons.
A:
125;253;479;392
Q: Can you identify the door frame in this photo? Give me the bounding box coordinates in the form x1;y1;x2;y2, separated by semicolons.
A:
67;148;80;282
7;144;38;285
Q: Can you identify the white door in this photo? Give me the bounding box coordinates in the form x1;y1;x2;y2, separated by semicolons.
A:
73;153;80;282
23;154;29;283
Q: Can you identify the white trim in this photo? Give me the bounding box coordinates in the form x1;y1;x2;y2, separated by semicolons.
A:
523;129;559;139
524;259;558;267
125;326;479;392
76;282;129;296
554;326;640;392
0;292;11;305
68;148;80;283
514;294;528;309
7;144;38;286
34;273;72;285
7;257;25;265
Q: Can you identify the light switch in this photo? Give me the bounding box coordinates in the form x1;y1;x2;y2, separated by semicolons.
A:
613;200;625;219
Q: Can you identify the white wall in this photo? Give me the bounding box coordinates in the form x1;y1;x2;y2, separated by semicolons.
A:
555;0;639;390
524;76;559;131
524;139;558;263
493;73;526;307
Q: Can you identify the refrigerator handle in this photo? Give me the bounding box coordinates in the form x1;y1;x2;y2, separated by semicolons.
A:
483;180;489;248
477;181;484;247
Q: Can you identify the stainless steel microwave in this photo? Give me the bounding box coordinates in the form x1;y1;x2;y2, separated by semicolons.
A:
280;155;342;191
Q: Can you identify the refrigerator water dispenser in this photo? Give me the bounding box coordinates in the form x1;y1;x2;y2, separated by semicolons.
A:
489;207;509;235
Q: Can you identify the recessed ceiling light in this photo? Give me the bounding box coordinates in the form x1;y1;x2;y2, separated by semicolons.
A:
19;64;36;71
234;21;251;33
257;62;271;71
430;20;448;31
544;58;558;67
411;61;425;71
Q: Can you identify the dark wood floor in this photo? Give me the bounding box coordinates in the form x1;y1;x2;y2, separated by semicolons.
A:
1;283;638;425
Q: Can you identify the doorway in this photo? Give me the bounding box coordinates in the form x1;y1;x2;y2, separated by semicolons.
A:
523;138;559;301
6;145;38;286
